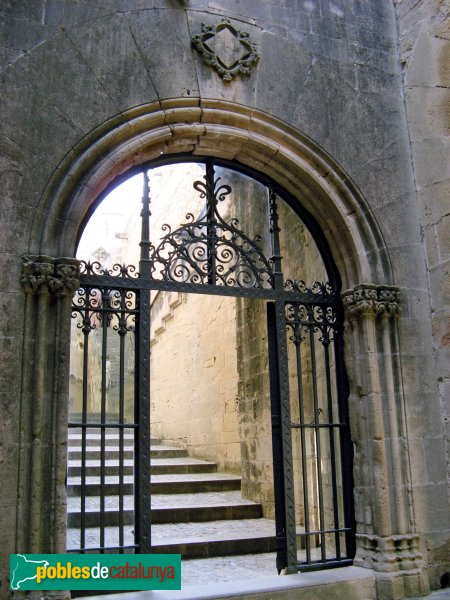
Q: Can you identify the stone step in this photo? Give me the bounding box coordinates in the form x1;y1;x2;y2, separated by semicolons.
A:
151;518;277;558
67;460;135;478
67;434;161;447
66;520;315;560
68;447;135;461
68;445;187;461
67;518;278;558
67;473;241;496
67;457;217;478
149;458;218;475
67;491;262;527
67;503;262;528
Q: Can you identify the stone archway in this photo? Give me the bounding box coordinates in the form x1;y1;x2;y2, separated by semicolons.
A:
19;100;429;598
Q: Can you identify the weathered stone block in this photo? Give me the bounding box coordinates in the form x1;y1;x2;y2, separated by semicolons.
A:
0;0;45;20
0;33;118;167
429;262;450;308
404;85;450;143
423;436;448;483
66;13;159;112
127;9;199;101
44;0;123;27
209;0;269;21
405;31;450;88
436;215;450;259
420;178;450;226
413;482;450;532
413;136;450;190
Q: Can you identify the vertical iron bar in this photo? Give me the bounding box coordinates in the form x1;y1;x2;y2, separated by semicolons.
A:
268;189;296;572
268;188;282;290
308;307;326;561
136;170;152;553
333;312;356;559
275;299;297;573
322;324;341;559
100;289;109;552
205;161;217;285
80;290;91;553
293;307;311;564
118;290;126;552
267;302;288;574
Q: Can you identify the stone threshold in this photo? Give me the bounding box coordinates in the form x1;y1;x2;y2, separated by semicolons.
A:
83;566;376;600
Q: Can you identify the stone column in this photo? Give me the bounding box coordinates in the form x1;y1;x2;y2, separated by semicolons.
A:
342;284;429;599
14;255;80;599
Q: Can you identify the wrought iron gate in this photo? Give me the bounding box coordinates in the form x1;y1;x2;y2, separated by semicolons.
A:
67;160;355;571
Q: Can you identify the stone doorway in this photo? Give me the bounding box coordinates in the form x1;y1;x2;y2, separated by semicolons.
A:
66;159;355;575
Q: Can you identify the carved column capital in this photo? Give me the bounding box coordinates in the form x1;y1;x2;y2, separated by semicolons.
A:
342;284;400;320
376;286;401;317
21;255;80;298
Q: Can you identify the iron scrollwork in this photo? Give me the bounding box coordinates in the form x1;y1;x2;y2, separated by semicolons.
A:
79;260;139;279
149;167;274;289
72;286;138;332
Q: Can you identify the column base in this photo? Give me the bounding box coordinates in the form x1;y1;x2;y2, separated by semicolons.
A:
355;533;430;599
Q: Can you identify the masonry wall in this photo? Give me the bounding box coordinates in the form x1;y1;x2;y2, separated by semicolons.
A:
395;0;450;586
150;291;241;473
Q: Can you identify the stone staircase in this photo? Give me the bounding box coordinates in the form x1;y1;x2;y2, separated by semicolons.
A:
66;429;278;558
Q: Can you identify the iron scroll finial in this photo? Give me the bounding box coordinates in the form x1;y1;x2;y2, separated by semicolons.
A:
148;164;273;288
191;18;260;82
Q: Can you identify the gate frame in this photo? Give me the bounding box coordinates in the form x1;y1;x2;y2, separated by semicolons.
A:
67;159;355;572
18;100;429;598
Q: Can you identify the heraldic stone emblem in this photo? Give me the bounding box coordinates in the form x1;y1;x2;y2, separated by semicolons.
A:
191;18;260;82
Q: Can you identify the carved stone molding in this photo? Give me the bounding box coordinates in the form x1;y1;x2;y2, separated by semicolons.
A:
342;284;400;319
191;18;260;81
21;255;80;297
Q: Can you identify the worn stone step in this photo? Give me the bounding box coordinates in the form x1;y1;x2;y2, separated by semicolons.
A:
68;447;134;461
68;444;187;461
67;434;161;447
149;458;218;475
151;502;262;524
67;457;217;478
67;502;262;528
67;491;262;527
151;518;277;558
67;460;135;478
66;520;313;559
68;509;134;528
151;474;241;494
67;473;241;496
67;519;277;557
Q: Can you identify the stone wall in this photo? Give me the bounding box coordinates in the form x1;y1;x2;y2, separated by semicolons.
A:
234;175;330;522
395;0;450;588
150;291;241;473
